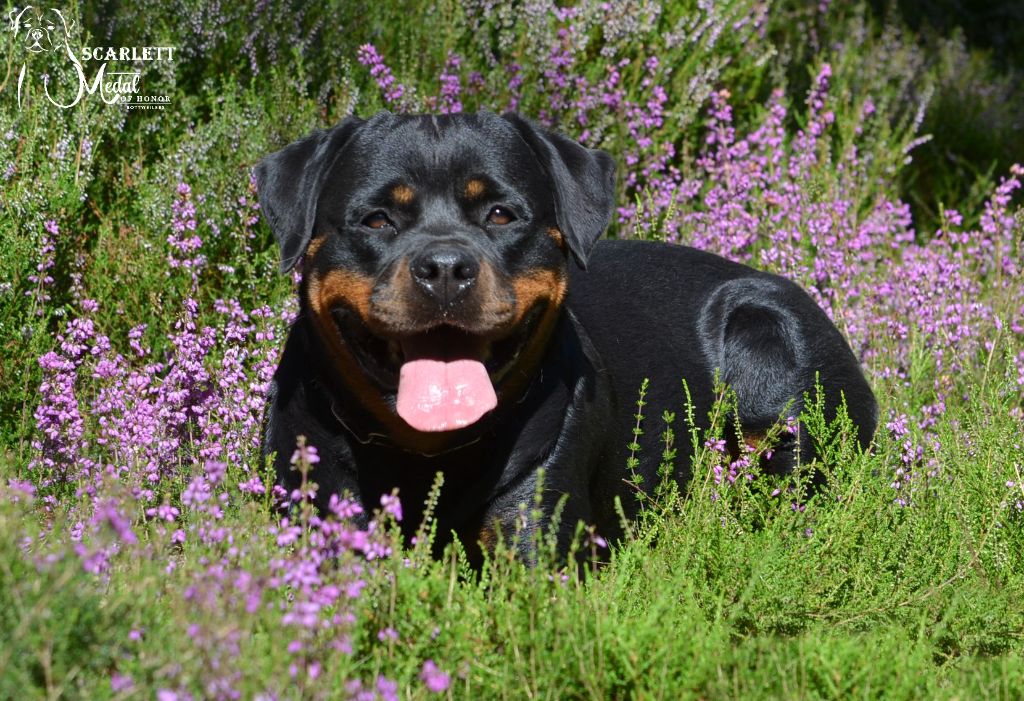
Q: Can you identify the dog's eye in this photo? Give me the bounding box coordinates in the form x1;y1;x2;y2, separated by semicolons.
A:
362;212;394;230
486;206;516;226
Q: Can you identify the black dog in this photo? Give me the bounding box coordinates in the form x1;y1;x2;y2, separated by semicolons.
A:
257;111;877;563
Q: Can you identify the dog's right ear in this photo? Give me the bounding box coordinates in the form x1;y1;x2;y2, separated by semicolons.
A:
501;113;616;270
255;116;364;272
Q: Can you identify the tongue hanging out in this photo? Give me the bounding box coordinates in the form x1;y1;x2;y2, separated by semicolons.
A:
394;330;497;432
396;358;497;432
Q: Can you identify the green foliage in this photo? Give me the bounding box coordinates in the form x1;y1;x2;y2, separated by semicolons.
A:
5;371;1024;697
0;502;133;700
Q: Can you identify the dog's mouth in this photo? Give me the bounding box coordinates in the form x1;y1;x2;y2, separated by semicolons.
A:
330;306;542;432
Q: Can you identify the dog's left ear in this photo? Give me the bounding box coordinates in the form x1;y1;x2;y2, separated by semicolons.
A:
49;9;75;34
503;113;616;269
256;116;364;272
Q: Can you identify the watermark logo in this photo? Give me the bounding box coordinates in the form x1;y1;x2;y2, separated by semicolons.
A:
9;5;73;54
6;4;175;111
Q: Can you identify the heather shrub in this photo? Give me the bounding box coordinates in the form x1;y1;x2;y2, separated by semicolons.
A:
2;0;1024;697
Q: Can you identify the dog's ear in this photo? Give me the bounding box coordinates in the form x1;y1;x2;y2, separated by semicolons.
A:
48;9;73;33
255;116;364;272
503;113;616;269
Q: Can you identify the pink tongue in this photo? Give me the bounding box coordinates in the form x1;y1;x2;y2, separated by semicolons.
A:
396;359;497;432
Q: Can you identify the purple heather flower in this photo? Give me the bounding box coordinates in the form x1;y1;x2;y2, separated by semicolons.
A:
357;44;407;105
290;443;320;467
376;676;399;701
420;660;451;693
5;479;36;503
380;493;402;522
437;51;463;114
110;672;134;693
157;689;192;701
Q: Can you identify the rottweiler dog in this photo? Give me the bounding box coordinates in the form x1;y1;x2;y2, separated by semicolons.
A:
257;111;877;564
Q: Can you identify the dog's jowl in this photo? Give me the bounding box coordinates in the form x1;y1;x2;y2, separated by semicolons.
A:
256;111;877;563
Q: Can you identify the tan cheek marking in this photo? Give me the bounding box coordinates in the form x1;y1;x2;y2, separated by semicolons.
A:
307;269;374;322
547;227;566;250
464;178;486;199
391;184;415;206
512;269;567;324
306;272;394;434
496;268;568;401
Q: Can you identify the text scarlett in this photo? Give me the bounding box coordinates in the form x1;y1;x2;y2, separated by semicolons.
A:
80;46;175;62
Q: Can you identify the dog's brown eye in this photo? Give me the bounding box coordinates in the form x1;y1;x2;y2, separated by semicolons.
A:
487;206;515;226
362;212;393;230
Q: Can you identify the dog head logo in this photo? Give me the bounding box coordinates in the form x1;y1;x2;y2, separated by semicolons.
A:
8;6;75;54
6;5;86;109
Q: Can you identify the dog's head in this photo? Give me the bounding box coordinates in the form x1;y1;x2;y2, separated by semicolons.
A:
8;6;74;54
257;112;615;443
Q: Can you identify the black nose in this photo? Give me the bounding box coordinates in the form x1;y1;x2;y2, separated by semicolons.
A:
410;247;479;306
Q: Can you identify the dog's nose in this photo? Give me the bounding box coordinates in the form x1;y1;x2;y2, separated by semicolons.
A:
410;248;479;306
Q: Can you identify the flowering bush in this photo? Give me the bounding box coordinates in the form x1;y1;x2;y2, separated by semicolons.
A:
2;0;1023;697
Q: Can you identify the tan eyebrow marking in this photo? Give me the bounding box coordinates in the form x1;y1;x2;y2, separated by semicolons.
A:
464;178;486;199
391;184;415;205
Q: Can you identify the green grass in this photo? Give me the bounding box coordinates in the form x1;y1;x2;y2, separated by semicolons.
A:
3;367;1024;698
